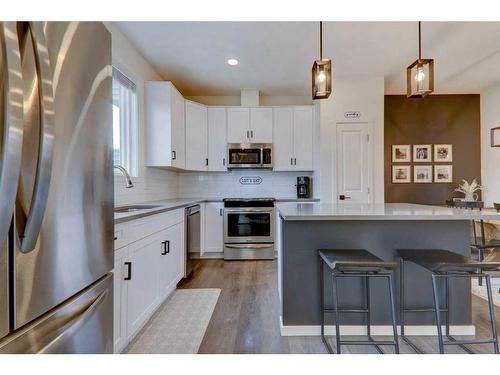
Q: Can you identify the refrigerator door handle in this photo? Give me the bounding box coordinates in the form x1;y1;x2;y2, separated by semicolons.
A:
0;23;24;252
19;22;55;253
37;289;108;354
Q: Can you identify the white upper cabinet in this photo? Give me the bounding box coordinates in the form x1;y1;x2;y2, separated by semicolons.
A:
273;107;294;170
145;81;186;169
250;108;273;143
293;106;314;171
207;107;227;171
185;100;208;171
227;107;250;143
272;106;313;171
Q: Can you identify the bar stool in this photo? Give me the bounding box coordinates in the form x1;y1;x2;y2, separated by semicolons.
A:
398;249;500;354
318;249;399;354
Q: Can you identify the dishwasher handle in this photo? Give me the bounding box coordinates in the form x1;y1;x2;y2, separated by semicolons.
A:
185;205;200;216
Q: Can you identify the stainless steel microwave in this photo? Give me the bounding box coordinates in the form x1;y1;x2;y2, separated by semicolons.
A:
227;143;273;169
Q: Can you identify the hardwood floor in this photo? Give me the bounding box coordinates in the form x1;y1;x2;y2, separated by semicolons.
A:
178;259;500;354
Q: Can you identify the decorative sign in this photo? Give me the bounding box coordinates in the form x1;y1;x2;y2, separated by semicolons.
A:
344;111;361;119
239;176;262;185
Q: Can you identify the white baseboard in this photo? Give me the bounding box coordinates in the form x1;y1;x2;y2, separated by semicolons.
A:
279;316;475;336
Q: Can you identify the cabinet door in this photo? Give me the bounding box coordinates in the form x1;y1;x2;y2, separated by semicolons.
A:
293;106;314;171
113;247;128;353
185;101;208;171
207;107;227;171
158;223;185;301
227;107;250;143
171;88;186;169
204;202;224;253
272;107;294;171
250;108;273;143
126;233;161;339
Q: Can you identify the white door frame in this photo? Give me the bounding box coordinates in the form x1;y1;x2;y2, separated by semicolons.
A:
333;121;374;203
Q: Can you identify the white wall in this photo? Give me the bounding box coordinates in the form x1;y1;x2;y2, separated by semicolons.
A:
318;75;385;203
481;83;500;205
177;171;312;200
105;23;179;205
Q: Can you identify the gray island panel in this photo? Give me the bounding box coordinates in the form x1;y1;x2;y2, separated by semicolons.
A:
279;213;473;327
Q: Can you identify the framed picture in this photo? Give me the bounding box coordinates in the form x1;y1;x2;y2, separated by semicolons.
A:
392;145;411;162
434;165;453;183
413;144;432;162
392;165;411;183
434;144;453;162
491;126;500;147
414;165;433;183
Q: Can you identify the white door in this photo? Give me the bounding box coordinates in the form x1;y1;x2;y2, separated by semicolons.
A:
204;202;224;253
250;107;273;143
293;107;314;171
113;247;128;353
171;87;186;169
185;101;208;171
207;107;227;171
227;107;250;143
273;107;294;171
126;233;161;339
336;123;372;203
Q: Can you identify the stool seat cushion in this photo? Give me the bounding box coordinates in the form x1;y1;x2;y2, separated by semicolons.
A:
397;249;500;273
319;249;397;272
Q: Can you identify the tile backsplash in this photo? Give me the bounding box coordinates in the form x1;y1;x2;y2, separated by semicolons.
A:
115;168;178;206
177;170;314;199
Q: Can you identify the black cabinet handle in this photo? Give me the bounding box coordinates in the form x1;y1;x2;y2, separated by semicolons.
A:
205;158;208;166
161;240;170;255
291;158;293;165
250;130;254;138
172;150;177;160
124;262;132;280
223;158;226;166
219;208;223;216
294;158;297;165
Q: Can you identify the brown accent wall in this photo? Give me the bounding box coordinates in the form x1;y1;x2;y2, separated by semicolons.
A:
385;95;481;205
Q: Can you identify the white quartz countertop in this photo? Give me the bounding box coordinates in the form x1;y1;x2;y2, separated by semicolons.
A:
115;197;320;223
276;202;500;221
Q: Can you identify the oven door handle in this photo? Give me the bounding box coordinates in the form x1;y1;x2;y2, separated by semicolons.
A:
225;244;273;249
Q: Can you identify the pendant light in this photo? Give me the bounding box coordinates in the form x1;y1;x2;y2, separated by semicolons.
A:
407;21;434;98
312;21;332;100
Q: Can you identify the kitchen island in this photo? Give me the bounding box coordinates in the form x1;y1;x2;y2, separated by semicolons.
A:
275;202;500;336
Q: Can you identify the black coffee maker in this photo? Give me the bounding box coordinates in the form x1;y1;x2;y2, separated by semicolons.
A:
296;177;311;199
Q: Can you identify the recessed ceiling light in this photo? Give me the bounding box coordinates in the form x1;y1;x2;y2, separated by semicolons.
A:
227;58;238;66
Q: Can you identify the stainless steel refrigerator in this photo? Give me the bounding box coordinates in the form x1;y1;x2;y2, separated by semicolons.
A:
0;21;114;353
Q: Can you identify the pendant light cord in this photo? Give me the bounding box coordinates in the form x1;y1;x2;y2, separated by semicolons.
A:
320;21;323;60
418;21;422;60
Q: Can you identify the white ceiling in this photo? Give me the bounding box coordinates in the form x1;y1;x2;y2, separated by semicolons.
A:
116;21;500;96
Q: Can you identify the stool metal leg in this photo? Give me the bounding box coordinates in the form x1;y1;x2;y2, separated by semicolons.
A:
399;258;405;337
485;275;499;354
445;277;450;337
431;274;445;354
365;276;383;354
387;273;400;354
319;256;334;354
331;272;341;354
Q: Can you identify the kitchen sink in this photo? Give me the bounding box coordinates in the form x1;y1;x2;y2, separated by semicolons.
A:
114;205;161;213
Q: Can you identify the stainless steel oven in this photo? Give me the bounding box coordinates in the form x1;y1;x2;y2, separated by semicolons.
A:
227;143;273;169
223;198;275;260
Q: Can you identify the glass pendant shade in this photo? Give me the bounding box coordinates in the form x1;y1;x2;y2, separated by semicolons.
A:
407;58;434;98
312;59;332;99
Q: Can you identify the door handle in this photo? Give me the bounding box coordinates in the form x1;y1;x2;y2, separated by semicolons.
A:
339;195;351;200
38;288;109;354
124;262;132;280
172;150;176;160
161;240;170;255
19;22;56;253
0;23;24;252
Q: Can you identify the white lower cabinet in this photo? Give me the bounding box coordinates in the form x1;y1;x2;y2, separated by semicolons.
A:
113;210;185;353
203;202;224;253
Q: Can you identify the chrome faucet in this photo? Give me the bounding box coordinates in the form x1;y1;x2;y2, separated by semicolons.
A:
114;165;134;188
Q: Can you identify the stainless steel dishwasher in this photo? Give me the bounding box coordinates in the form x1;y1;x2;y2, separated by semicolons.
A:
185;204;201;277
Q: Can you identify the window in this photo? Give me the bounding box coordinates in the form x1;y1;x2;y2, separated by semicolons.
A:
112;67;138;176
